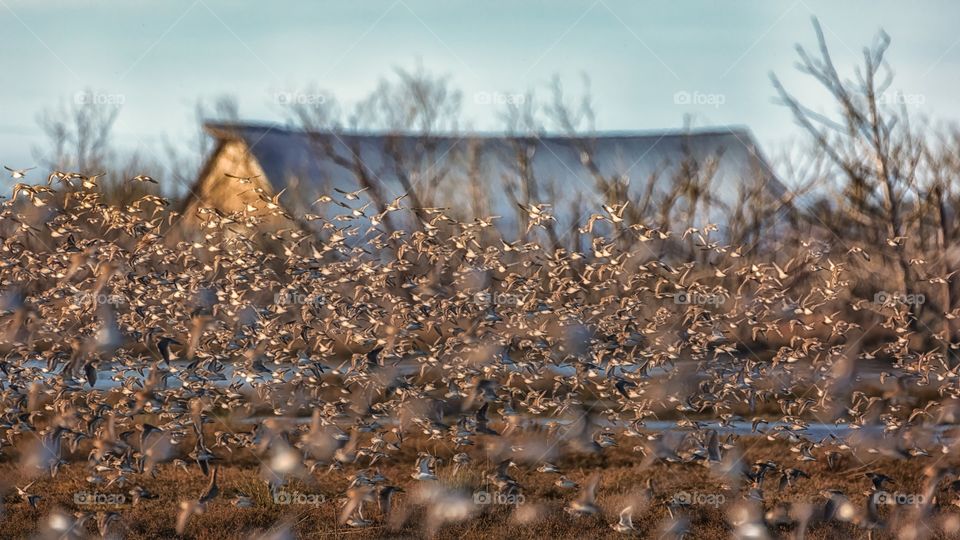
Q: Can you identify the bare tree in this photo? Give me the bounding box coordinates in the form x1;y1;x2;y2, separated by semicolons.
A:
33;90;167;206
34;90;120;173
772;17;925;328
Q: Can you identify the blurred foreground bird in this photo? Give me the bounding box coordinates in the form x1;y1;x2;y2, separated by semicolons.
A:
4;165;34;179
565;475;600;516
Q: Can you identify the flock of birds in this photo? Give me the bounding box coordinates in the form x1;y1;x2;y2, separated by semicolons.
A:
1;166;960;539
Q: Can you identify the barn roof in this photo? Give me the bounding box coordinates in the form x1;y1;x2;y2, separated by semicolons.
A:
190;122;786;234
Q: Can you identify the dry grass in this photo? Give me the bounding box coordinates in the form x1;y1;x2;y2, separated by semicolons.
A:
0;436;953;539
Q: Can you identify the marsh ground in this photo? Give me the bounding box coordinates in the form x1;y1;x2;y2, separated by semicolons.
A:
0;434;952;539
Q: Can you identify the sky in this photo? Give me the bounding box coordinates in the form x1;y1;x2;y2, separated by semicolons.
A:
1;0;959;190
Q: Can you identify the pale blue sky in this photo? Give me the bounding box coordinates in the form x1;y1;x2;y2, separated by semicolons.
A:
1;0;959;184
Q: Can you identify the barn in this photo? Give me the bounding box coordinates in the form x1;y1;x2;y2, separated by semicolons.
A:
179;122;787;246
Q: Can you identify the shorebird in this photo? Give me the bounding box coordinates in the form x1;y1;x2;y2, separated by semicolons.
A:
176;469;218;534
16;481;41;508
4;165;34;178
0;163;952;539
778;468;810;490
452;452;472;473
555;476;579;489
536;462;561;474
611;505;640;535
474;402;498;435
232;494;254;508
565;475;600;516
96;511;121;537
340;485;376;527
176;499;205;535
11;182;54;206
128;486;158;506
378;485;404;519
129;174;158;184
334;187;368;200
865;472;894;491
80;172;105;189
821;489;858;523
411;453;438;481
200;466;220;503
486;459;518;491
602;201;629;223
225;172;261;184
